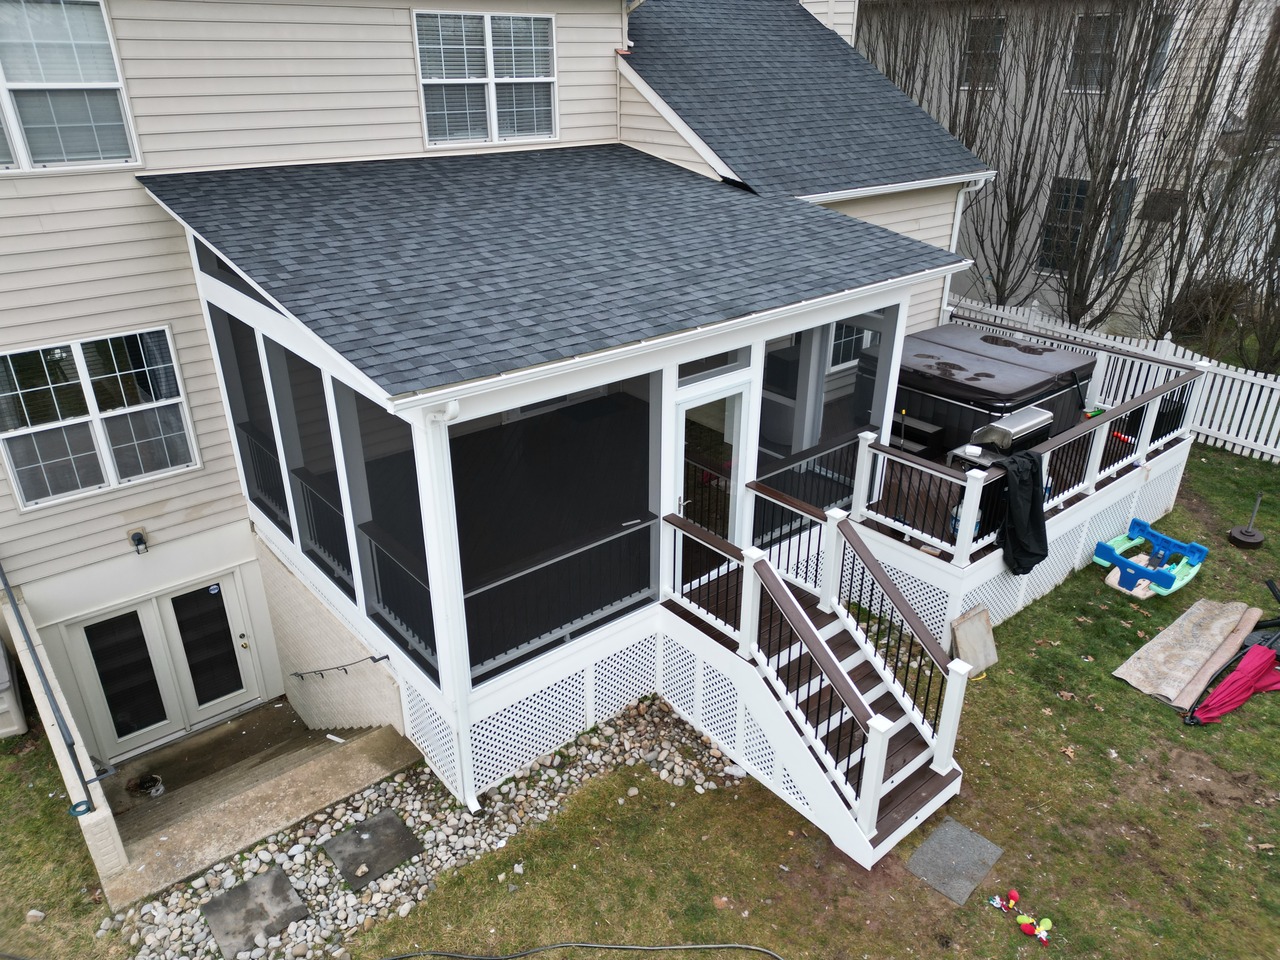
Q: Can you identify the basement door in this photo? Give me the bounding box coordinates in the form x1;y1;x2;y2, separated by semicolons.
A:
69;579;261;762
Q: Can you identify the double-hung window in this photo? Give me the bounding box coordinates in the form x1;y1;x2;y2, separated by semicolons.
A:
0;330;196;507
415;11;556;145
1038;178;1089;271
1068;14;1117;92
961;17;1005;90
0;0;135;170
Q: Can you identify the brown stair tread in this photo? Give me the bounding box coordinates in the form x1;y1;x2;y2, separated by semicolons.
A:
871;765;961;846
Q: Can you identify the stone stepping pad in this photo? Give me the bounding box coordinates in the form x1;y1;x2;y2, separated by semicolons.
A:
320;808;424;890
200;864;309;958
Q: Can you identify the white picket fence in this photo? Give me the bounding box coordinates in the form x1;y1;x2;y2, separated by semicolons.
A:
948;297;1280;463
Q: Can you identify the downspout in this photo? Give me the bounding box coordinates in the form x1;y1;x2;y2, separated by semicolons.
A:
0;559;102;812
940;176;993;323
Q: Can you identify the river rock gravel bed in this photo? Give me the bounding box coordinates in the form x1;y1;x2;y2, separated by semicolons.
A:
109;697;745;960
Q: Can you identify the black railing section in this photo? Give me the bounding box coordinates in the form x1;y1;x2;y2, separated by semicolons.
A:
357;522;437;682
836;520;950;735
667;514;744;631
235;422;291;535
681;457;731;538
292;467;354;599
1043;429;1093;499
466;519;656;679
1100;405;1148;473
749;483;825;587
754;559;870;797
755;430;865;513
869;451;967;548
1152;381;1194;446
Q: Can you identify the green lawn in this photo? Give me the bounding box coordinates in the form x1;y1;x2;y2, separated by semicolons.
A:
3;442;1278;960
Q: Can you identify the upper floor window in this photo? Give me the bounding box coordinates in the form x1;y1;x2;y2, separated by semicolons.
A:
415;11;556;146
961;16;1005;90
1068;14;1117;92
0;330;195;506
1038;177;1089;270
0;0;135;170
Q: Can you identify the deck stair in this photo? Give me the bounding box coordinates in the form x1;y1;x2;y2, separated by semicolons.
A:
663;511;970;867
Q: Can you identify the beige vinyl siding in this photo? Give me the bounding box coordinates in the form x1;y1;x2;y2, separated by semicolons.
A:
822;184;961;334
618;73;717;179
798;0;859;47
108;0;622;171
0;171;247;584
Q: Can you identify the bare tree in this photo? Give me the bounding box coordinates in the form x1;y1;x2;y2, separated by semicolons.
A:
858;0;1278;336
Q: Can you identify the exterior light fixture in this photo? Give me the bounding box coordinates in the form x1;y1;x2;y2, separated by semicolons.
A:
130;531;148;555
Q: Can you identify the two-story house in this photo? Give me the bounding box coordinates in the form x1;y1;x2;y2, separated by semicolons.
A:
1;0;1200;907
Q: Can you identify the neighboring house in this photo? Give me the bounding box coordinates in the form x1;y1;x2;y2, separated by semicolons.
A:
0;0;1196;905
857;0;1280;332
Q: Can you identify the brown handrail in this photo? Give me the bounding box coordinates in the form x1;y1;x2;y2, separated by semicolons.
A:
949;313;1198;374
1029;368;1200;455
746;480;827;522
663;514;745;563
752;558;873;731
836;519;951;674
868;441;969;481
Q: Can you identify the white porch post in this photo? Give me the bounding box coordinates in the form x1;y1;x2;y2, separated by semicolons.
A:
951;468;986;567
411;409;480;811
790;325;828;452
1187;362;1213;440
1083;419;1109;493
818;507;849;614
851;431;877;523
738;547;766;660
658;364;679;600
856;714;894;836
1083;352;1107;412
930;659;971;773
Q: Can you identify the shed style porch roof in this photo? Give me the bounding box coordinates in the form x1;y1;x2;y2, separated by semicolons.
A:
141;144;964;398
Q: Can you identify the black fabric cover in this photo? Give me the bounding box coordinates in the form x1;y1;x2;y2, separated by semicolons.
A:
998;451;1048;575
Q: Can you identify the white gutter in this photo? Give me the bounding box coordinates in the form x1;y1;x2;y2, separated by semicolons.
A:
388;260;970;414
798;168;996;205
939;176;993;319
616;58;742;183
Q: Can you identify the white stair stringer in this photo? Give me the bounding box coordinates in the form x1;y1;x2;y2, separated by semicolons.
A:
656;613;881;866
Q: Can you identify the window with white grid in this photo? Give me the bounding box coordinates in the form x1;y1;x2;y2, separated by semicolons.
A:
0;0;136;170
0;330;196;506
415;11;556;146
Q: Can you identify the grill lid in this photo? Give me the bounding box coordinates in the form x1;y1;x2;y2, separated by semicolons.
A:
969;406;1053;451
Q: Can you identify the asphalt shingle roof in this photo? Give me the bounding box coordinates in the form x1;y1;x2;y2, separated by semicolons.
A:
141;145;964;397
627;0;991;198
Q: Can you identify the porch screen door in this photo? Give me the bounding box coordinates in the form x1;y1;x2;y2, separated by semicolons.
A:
677;393;742;540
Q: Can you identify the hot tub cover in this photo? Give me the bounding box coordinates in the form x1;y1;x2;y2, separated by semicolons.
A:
895;324;1095;406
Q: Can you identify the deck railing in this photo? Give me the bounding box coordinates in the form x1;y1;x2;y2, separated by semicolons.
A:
748;481;825;594
666;514;746;639
291;467;354;596
852;367;1204;565
833;519;956;738
235;422;291;535
357;522;437;680
750;557;870;811
466;519;656;681
755;430;864;513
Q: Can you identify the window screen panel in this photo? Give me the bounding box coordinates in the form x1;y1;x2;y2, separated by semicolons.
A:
13;88;130;163
0;0;118;83
103;402;193;480
85;330;180;411
490;16;552;78
424;83;488;143
6;422;104;502
416;12;487;79
495;82;552;139
0;346;87;431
